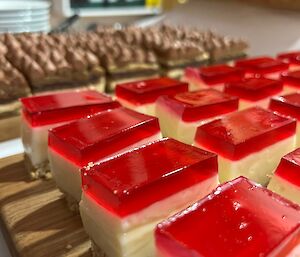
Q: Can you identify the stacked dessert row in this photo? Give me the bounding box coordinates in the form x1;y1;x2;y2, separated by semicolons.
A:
20;53;300;256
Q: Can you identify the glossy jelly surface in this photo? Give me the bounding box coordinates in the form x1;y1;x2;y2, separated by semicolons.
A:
269;93;300;121
115;77;188;105
235;57;289;75
21;90;120;126
224;78;283;102
48;108;160;166
199;65;245;85
278;51;300;65
274;148;300;188
81;138;217;217
155;176;300;257
195;107;296;160
157;89;239;122
281;70;300;89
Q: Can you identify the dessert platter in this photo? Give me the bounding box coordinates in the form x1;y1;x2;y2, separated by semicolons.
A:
0;25;248;142
1;26;300;257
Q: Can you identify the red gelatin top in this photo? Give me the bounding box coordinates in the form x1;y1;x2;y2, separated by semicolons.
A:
21;90;120;127
269;93;300;121
199;65;245;85
278;51;300;65
48;108;160;166
274;148;300;188
281;70;300;89
157;89;239;122
195;107;296;160
115;77;188;105
224;78;283;102
81;138;217;217
155;176;300;257
235;57;289;75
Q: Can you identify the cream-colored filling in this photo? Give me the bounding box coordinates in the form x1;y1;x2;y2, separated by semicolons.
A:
117;98;156;117
79;175;218;257
156;103;220;144
182;76;224;92
49;132;162;202
195;136;296;186
267;175;300;205
163;69;184;79
21;113;66;167
239;98;271;110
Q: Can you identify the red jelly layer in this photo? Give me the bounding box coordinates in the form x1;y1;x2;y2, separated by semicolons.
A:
278;51;300;65
115;77;188;105
155;176;300;257
269;93;300;121
157;89;239;122
224;78;283;102
281;70;300;89
81;138;217;217
274;148;300;188
198;65;245;85
48;108;160;166
195;107;296;160
235;57;289;75
21;90;120;127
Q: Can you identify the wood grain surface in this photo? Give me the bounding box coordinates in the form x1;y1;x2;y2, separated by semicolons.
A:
0;115;20;142
0;154;91;257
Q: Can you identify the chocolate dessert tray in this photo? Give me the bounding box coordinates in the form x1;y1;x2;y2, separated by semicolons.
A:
0;154;91;257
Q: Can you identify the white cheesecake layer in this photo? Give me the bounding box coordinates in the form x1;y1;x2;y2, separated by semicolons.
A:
239;98;271;110
79;175;218;257
182;76;224;92
21;113;66;166
117;98;156;117
49;132;162;202
267;175;300;205
156;103;219;144
195;136;296;186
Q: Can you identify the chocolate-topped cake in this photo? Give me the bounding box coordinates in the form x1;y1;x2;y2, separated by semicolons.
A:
2;33;105;93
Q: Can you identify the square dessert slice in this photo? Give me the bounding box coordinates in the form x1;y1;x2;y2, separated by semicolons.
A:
115;77;188;116
183;64;245;91
155;176;300;257
156;89;239;144
194;107;296;185
79;138;218;257
20;90;120;179
269;93;300;146
278;51;300;71
268;148;300;205
235;56;289;79
49;108;162;211
224;77;283;110
281;70;300;93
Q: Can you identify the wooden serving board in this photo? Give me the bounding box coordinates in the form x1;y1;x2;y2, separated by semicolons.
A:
0;115;21;142
0;154;91;257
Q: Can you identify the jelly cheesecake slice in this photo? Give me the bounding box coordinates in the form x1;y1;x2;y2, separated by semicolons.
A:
278;51;300;71
156;89;239;144
115;77;188;116
224;77;283;110
79;138;218;257
269;93;300;146
235;56;289;79
268;148;300;205
281;70;300;93
20;90;120;179
183;64;244;91
194;107;296;185
155;176;300;257
48;108;162;211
